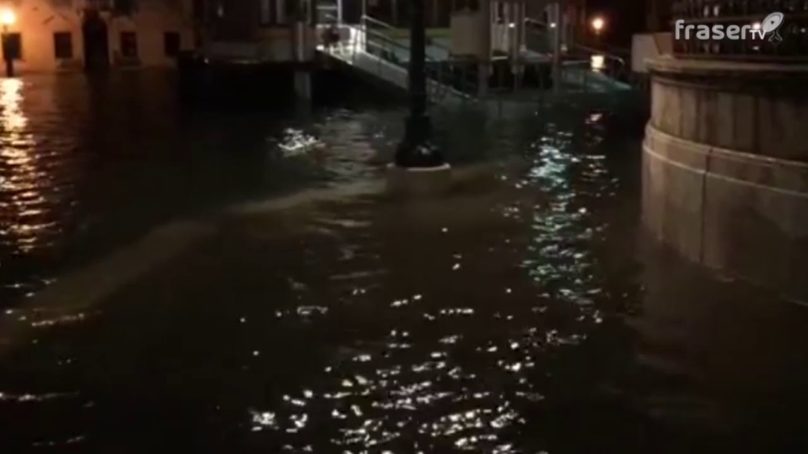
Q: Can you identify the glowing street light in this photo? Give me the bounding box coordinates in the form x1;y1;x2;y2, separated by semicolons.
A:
591;16;605;47
0;8;16;28
591;16;605;35
0;7;16;77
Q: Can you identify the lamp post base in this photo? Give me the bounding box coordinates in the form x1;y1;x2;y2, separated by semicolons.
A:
394;113;445;169
386;162;452;197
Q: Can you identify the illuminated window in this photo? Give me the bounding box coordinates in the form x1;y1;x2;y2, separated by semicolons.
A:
120;31;137;58
54;32;73;59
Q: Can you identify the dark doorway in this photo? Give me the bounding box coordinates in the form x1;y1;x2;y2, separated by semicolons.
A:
82;10;109;71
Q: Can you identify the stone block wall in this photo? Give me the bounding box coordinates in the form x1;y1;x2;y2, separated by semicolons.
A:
643;58;808;299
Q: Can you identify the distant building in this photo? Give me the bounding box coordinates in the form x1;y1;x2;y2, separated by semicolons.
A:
188;0;316;62
325;0;587;34
1;0;196;73
193;0;316;64
642;0;808;299
188;0;591;65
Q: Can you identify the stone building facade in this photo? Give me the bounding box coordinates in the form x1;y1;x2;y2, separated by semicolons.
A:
643;2;808;298
193;0;316;63
1;0;196;73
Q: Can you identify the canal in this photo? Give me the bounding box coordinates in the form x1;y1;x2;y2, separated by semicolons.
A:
1;72;807;453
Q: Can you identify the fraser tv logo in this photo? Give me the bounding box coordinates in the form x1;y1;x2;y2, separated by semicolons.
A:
675;12;785;42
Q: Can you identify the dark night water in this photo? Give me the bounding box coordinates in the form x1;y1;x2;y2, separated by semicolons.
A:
1;72;808;453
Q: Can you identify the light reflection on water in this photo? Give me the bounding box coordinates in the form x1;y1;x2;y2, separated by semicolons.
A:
0;74;397;304
1;75;808;453
231;118;618;453
0;79;61;256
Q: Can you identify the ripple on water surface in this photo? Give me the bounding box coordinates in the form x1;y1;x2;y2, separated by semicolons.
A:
0;108;628;451
231;122;617;452
3;87;808;452
0;78;82;296
0;75;398;304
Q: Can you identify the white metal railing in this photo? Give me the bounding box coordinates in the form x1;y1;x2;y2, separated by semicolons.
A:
319;15;474;104
318;14;636;101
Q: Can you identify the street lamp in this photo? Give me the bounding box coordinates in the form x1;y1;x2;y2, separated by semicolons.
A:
0;7;16;77
394;0;444;169
591;16;605;46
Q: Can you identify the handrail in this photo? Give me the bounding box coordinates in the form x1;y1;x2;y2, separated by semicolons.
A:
522;21;626;66
321;20;462;102
520;19;628;82
575;44;625;60
361;14;395;31
524;17;548;29
364;28;454;100
318;14;482;100
361;14;453;55
364;27;406;51
571;46;626;67
359;26;452;70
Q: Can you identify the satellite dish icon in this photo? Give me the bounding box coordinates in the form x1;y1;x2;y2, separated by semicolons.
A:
762;12;785;42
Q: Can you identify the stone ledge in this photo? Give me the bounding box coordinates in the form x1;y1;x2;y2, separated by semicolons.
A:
643;123;808;299
649;76;808;160
645;125;808;195
648;56;808;78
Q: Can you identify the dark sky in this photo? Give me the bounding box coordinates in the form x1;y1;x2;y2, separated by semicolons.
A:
586;0;649;47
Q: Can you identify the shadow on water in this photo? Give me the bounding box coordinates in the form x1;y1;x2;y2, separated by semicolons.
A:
1;71;807;453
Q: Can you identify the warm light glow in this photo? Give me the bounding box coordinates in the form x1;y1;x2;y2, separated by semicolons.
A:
0;8;16;27
591;17;605;33
591;54;605;71
0;78;49;255
752;22;762;30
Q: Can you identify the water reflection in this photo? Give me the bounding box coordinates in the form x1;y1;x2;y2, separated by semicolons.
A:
0;77;87;304
235;121;618;452
0;78;52;255
2;76;807;453
0;75;398;306
522;124;613;324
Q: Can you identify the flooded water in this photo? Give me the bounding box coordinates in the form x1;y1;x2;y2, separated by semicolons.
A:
1;72;808;453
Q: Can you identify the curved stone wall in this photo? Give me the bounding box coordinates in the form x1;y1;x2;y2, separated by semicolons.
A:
643;58;808;299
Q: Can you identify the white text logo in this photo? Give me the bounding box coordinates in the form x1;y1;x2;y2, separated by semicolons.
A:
675;12;784;42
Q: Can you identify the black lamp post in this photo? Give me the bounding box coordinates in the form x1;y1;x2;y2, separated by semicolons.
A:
394;0;445;168
2;35;13;78
591;16;605;48
1;8;16;78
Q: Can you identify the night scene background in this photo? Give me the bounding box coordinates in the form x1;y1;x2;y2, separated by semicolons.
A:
1;0;807;453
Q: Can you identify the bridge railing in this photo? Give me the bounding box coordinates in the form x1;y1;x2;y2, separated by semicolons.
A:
523;17;632;82
320;15;472;103
321;14;635;99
